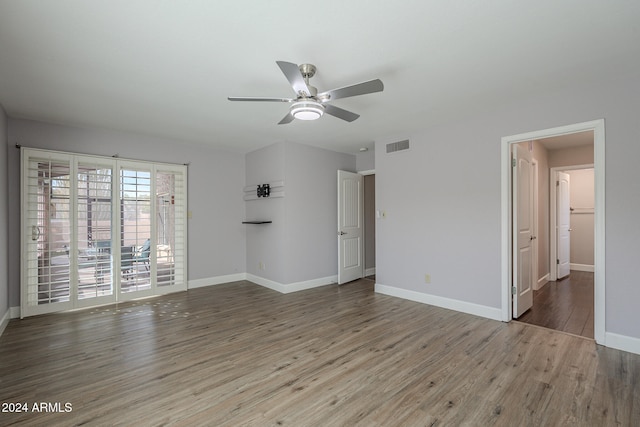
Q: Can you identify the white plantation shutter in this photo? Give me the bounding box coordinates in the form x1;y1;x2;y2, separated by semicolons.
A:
155;168;186;289
21;148;188;317
119;164;154;297
76;157;116;307
22;153;74;316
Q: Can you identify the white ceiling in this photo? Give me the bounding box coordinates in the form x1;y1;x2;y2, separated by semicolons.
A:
1;1;639;154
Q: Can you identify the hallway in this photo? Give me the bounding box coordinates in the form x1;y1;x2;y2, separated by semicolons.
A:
517;271;594;338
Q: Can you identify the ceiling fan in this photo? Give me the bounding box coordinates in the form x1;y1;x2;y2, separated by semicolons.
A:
228;61;384;124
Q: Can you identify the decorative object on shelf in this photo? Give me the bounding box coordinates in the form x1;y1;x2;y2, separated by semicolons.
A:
242;221;272;224
244;180;284;201
257;183;270;198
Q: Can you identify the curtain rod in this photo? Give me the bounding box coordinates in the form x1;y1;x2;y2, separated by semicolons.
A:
15;144;190;166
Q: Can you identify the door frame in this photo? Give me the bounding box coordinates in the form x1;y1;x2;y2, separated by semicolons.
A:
549;164;593;281
531;159;540;290
359;169;375;278
501;119;605;344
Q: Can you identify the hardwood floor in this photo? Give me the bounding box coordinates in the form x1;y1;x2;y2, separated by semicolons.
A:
517;271;594;338
1;279;638;426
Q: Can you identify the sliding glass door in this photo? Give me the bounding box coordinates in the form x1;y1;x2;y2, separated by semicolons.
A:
21;149;187;317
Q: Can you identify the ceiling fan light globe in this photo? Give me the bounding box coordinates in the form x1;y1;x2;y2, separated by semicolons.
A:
291;100;324;121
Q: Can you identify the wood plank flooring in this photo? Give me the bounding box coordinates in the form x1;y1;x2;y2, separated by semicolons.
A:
1;279;638;426
517;271;594;338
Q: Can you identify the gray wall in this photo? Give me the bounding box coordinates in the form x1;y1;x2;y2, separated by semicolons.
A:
283;142;355;283
549;145;594;168
7;118;246;307
246;142;355;285
375;65;640;339
245;142;287;283
0;105;8;321
356;150;375;172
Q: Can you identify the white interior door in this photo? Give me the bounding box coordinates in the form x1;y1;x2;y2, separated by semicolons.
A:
513;145;534;318
337;170;363;284
557;171;571;279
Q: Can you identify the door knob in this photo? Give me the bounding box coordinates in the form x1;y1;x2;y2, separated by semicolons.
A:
31;225;41;241
338;231;347;236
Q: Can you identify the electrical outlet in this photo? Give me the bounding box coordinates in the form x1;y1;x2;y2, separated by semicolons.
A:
424;274;431;284
258;262;264;270
187;211;193;219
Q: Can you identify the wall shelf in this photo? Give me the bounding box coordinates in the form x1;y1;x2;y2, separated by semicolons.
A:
242;221;272;224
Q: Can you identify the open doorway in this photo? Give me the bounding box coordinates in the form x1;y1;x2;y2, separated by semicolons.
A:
501;120;605;344
363;173;376;280
517;135;595;337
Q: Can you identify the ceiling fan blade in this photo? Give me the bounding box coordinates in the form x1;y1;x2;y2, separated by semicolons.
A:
318;79;384;101
278;113;295;125
276;61;312;97
323;104;360;122
228;96;293;102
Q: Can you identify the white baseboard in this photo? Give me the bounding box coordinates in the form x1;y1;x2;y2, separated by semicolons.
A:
570;263;595;272
365;267;376;277
535;273;549;290
246;274;286;293
188;273;247;289
375;283;502;321
10;306;20;319
246;274;337;294
0;308;10;337
605;332;640;356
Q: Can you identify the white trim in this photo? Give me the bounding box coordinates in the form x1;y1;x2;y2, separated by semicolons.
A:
570;263;594;273
358;169;375;176
285;275;337;293
365;267;376;277
501;119;605;346
605;332;640;356
536;273;549;290
246;274;285;293
246;274;337;294
0;309;10;337
532;158;539;295
188;273;247;289
375;283;502;321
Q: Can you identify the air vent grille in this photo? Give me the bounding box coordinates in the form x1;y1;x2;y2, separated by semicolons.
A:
386;139;410;154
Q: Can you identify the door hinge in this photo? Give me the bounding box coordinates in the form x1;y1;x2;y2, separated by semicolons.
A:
512;158;516;167
556;259;560;265
556;181;559;186
512;286;517;295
